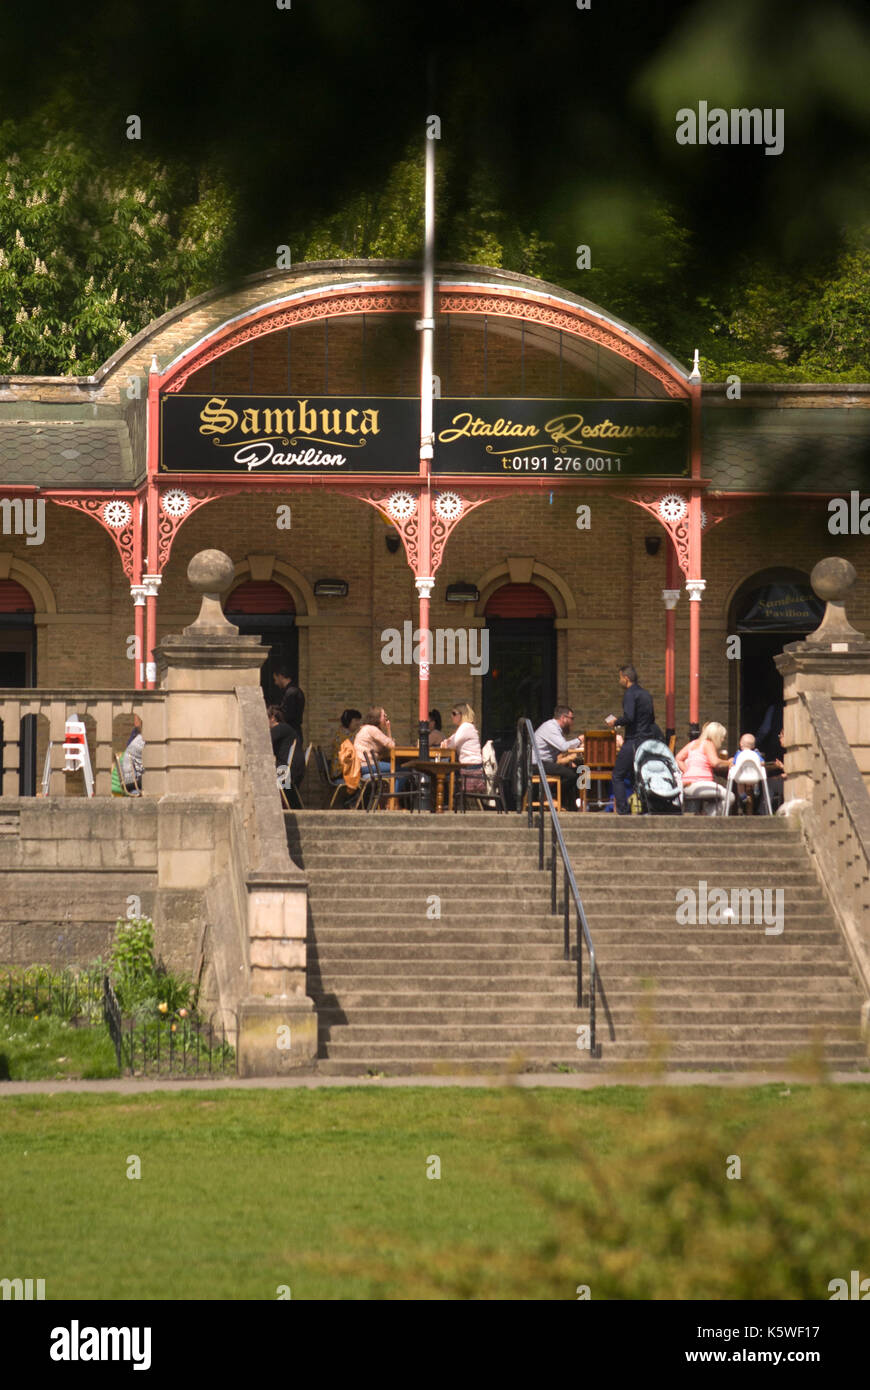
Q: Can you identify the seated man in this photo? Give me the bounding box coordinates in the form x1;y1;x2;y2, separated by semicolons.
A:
267;704;304;805
533;705;583;809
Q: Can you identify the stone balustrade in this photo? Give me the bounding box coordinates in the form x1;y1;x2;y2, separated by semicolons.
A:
0;689;166;797
799;690;870;1007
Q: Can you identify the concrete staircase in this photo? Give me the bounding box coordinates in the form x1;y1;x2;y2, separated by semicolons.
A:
285;812;869;1076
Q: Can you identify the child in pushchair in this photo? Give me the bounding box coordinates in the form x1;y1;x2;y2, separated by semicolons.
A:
633;740;683;815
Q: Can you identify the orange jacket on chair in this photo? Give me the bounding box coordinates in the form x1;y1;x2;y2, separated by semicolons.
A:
336;737;361;790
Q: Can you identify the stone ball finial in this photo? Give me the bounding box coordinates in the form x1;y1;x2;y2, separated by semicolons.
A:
810;557;856;605
187;549;235;597
184;549;238;635
803;556;865;648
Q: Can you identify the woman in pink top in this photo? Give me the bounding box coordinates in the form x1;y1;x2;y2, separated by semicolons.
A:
440;702;485;797
354;705;393;774
676;721;733;814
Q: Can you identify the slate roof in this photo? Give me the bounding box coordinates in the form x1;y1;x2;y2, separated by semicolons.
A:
0;421;135;487
703;408;870;492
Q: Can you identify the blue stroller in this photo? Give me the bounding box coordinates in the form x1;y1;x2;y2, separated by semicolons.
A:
633;740;683;815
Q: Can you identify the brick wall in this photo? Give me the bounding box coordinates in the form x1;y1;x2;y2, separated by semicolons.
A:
2;488;868;758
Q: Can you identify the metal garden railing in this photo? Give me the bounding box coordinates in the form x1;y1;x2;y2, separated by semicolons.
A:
103;977;237;1077
519;718;614;1058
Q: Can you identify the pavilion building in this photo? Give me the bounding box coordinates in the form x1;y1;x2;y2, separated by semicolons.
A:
2;258;869;782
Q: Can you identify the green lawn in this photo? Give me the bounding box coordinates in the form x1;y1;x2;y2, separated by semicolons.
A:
0;1014;118;1081
1;1083;869;1299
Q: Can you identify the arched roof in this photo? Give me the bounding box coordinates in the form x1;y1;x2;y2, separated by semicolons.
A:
151;261;690;400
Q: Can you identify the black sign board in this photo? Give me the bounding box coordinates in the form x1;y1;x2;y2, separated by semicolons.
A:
160;394;420;475
433;398;690;477
160;394;690;478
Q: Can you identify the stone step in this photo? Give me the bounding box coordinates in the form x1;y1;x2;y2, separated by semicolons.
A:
321;1019;863;1043
317;1037;867;1060
313;1053;868;1076
313;985;862;1009
315;1005;861;1028
302;911;833;934
307;928;844;950
301;865;820;886
311;959;851;981
290;810;794;827
308;941;845;962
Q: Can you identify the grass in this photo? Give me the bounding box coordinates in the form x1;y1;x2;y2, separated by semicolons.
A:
1;1082;869;1299
0;1014;118;1081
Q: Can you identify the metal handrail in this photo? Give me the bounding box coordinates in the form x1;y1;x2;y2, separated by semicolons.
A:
519;718;613;1058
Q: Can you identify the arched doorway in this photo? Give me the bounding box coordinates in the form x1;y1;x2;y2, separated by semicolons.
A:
481;583;556;751
0;578;37;793
224;580;298;704
730;568;823;758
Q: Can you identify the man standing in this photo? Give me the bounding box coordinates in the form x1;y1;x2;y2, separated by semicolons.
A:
534;705;583;809
273;667;305;730
605;665;661;815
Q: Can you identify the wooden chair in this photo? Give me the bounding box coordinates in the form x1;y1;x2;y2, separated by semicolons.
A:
583;729;617;811
523;772;562;812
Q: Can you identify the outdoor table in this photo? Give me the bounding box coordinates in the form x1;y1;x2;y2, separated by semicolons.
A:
394;753;457;813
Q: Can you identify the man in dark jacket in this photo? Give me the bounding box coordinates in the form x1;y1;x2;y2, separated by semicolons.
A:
605;665;662;814
267;704;305;806
273;668;305;730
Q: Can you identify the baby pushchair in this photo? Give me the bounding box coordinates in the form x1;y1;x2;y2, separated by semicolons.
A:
633;740;683;815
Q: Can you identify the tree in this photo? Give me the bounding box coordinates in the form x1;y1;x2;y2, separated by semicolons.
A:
0;118;235;374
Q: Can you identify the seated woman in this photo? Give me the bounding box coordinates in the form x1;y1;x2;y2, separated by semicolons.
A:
120;714;145;794
676;721;733;815
439;702;485;798
329;707;362;776
353;706;409;792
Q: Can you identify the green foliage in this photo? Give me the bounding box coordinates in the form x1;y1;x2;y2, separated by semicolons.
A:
0;117;236;374
2;118;869;382
109;916;155;1012
0;965;103;1022
109;916;195;1022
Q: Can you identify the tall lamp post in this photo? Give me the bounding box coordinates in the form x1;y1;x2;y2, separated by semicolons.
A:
415;124;436;810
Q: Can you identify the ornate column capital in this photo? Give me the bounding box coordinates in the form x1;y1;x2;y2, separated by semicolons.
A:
662;588;681;611
130;584;148;607
415;576;435;600
685;579;706;602
142;574;163;600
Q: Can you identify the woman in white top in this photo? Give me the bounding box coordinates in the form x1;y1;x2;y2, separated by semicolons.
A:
440;702;485;797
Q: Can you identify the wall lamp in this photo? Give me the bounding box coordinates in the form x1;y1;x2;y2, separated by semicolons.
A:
445;582;480;603
644;535;662;557
385;531;401;554
313;579;349;598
